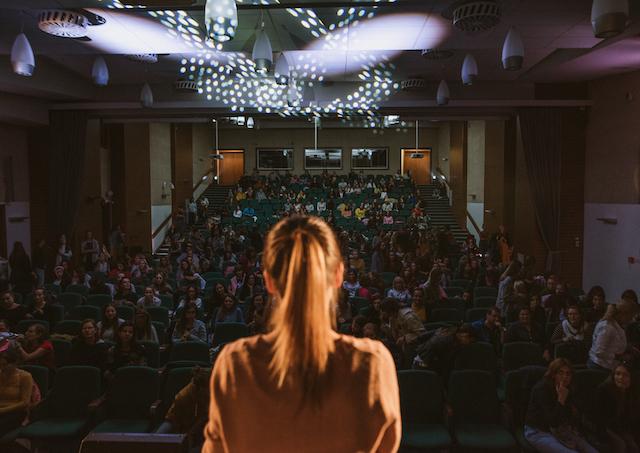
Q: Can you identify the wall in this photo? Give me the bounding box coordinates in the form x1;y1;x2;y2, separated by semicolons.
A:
0;123;31;256
215;126;441;176
123;123;151;254
172;124;193;213
436;122;451;180
583;71;640;296
150;123;172;251
75;119;104;247
449;122;467;227
466;121;485;241
192;124;213;200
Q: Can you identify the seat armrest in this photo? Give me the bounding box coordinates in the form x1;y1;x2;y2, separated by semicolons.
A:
149;399;163;417
88;395;106;412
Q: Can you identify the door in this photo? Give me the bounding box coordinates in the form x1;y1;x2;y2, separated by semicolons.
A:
217;150;245;186
402;148;432;185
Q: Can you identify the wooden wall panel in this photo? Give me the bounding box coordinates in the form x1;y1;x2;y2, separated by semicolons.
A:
449;121;467;227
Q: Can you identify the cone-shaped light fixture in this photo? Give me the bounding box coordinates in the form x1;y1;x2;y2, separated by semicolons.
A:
246;117;254;128
205;0;238;42
436;80;450;106
252;26;273;73
502;28;524;71
461;54;478;86
91;56;109;86
140;82;154;108
11;33;35;77
274;53;290;86
591;0;628;38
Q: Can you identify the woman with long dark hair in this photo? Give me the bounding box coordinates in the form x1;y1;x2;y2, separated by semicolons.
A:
203;216;400;453
15;323;55;370
172;302;207;344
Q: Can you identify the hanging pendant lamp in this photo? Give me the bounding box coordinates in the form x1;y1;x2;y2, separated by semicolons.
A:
252;22;273;73
140;82;154;108
274;53;290;86
11;33;35;77
205;0;238;42
461;54;478;86
91;56;109;86
591;0;628;38
502;28;524;71
246;117;255;128
436;80;450;106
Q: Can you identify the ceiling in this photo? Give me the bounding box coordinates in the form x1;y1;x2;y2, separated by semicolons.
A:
0;0;637;120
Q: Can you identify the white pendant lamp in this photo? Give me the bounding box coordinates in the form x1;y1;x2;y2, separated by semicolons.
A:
11;33;35;77
502;27;524;71
436;80;450;106
591;0;628;38
91;56;109;86
140;82;154;108
205;0;238;42
274;53;290;86
252;23;273;73
246;117;254;128
461;54;478;86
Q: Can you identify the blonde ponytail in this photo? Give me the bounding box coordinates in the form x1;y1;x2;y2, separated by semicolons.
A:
263;216;341;407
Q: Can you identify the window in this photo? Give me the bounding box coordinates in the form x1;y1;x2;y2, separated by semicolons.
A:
304;148;342;170
351;147;389;169
256;148;294;170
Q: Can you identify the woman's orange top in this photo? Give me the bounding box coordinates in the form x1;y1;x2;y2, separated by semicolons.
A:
203;332;401;453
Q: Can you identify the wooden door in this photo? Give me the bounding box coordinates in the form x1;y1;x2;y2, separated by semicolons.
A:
218;150;244;186
402;148;432;185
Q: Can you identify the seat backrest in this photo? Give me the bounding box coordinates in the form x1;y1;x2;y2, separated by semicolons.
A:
86;294;113;308
147;307;170;327
503;342;545;371
68;305;101;322
66;284;89;296
573;369;609;415
58;293;83;312
430;308;463;323
448;370;500;424
107;366;160;419
169;341;211;364
474;296;497;308
20;364;50;396
453;342;498;373
436;298;466;313
158;295;174;310
504;366;546;424
398;370;444;425
139;341;160;368
554;342;588;365
212;322;249;347
48;366;102;418
465;308;488;323
450;279;471;290
474;287;498;299
51;338;72;368
116;305;134;322
54;320;82;336
16;319;50;335
444;287;464;298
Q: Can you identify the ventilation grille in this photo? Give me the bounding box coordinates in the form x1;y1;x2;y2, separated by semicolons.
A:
421;49;454;60
452;1;501;32
127;53;158;63
38;10;88;38
400;79;426;91
174;80;198;92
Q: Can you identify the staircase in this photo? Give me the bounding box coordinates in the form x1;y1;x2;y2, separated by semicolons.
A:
417;185;468;244
200;184;232;217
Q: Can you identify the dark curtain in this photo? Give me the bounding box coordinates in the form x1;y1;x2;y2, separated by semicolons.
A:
47;110;88;242
518;108;562;272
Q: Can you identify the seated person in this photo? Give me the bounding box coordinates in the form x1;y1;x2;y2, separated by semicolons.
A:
133;308;159;343
505;306;546;349
15;323;55;370
113;278;138;306
214;295;244;325
171;303;207;344
137;286;162;308
594;363;639;453
524;358;598;453
0;344;33;438
471;307;503;354
245;293;271;335
97;303;125;342
156;367;211;449
0;291;27;331
386;277;411;305
410;288;427;323
68;319;108;369
414;324;476;379
26;288;60;326
106;322;147;372
550;306;587;346
380;297;426;368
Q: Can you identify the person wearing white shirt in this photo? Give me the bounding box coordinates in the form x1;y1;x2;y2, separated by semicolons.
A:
316;200;327;212
137;287;161;308
588;299;637;370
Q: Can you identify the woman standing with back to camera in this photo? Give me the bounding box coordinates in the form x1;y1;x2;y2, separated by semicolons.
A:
203;216;401;453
